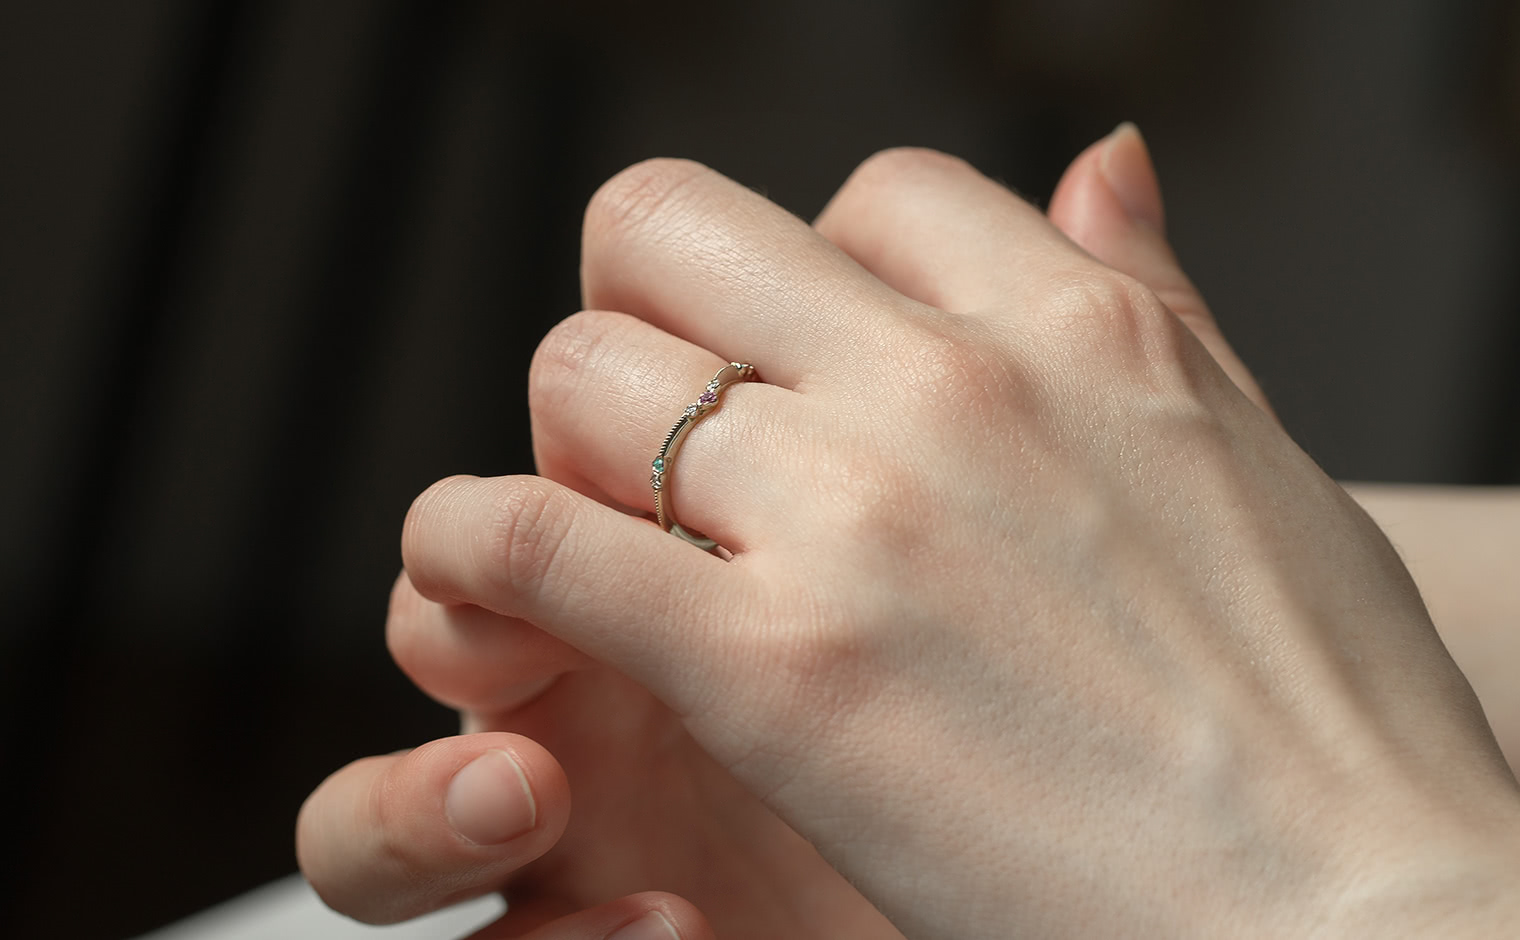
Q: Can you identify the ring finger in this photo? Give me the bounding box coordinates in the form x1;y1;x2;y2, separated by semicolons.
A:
529;308;806;552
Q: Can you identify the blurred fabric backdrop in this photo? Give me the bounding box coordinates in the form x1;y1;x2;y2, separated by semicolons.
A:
3;1;1517;936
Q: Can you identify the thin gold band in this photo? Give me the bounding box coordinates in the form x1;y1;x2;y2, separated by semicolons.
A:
651;361;757;551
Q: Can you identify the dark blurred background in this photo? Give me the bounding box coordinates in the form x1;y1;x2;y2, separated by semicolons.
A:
2;1;1517;936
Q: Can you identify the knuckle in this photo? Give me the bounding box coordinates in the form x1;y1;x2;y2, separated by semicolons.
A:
1043;270;1218;411
1046;270;1180;359
828;148;980;222
894;314;992;402
886;311;1028;425
847;146;974;194
527;309;634;422
583;157;710;246
481;476;574;602
1043;268;1146;333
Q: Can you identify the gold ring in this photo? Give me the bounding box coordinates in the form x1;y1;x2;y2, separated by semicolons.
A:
650;362;757;551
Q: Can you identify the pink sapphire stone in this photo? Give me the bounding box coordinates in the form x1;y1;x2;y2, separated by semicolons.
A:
698;390;718;404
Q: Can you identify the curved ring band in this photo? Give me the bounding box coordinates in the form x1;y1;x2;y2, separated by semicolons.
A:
650;361;757;551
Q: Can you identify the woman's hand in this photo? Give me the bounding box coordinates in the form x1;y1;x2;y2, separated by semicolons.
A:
299;129;1520;938
300;129;1215;940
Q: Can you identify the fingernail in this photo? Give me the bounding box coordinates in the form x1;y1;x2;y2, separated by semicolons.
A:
445;749;536;845
1099;121;1166;232
607;911;680;940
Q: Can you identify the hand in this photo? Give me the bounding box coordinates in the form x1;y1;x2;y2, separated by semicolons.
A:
297;128;1253;938
299;127;1520;930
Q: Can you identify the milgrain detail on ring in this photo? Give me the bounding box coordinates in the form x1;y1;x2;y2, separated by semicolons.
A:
652;362;757;552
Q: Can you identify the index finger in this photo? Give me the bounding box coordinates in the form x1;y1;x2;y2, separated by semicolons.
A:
400;474;759;713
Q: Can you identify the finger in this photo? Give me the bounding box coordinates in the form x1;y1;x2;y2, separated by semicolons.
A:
401;474;757;709
528;450;641;515
467;891;715;940
296;733;570;925
813;147;1099;314
581;158;911;388
387;571;591;713
529;309;804;551
1047;123;1275;416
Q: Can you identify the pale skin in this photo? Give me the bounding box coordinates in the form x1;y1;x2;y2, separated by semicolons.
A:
295;126;1520;939
1347;485;1520;768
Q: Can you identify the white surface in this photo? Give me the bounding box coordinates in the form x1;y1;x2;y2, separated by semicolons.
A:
135;874;505;940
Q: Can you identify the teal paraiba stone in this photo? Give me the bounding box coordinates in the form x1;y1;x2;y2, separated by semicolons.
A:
652;457;665;473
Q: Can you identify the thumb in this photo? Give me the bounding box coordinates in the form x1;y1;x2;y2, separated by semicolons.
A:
1049;123;1275;418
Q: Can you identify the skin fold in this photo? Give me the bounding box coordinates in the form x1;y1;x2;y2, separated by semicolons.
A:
296;127;1520;939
